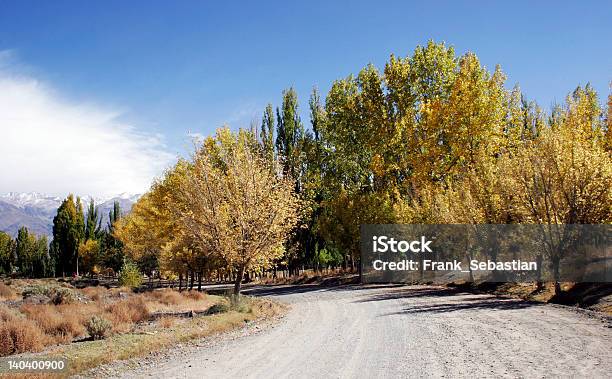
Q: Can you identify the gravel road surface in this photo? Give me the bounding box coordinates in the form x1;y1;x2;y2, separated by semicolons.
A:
112;285;611;378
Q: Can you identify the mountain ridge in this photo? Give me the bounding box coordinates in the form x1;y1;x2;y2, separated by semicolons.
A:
0;192;140;238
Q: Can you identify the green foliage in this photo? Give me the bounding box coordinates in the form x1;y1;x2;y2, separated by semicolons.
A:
86;316;112;340
260;103;275;163
14;228;53;278
51;195;85;276
208;294;252;314
100;201;125;271
0;232;15;275
314;246;343;268
276;87;305;183
22;284;53;298
51;287;79;305
84;200;102;241
206;302;229;315
229;294;252;313
22;284;79;304
107;201;122;231
118;261;143;289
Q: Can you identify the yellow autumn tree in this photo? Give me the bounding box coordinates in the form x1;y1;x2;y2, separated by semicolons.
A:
499;94;612;293
78;239;100;276
176;128;301;295
115;159;193;283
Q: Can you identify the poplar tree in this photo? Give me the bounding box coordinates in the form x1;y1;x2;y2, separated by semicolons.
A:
102;201;124;271
51;194;85;276
15;227;32;276
0;232;15;275
84;200;102;241
276;87;305;186
260;104;275;163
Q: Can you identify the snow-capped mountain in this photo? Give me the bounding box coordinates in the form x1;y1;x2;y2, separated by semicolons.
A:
1;192;63;211
0;192;141;238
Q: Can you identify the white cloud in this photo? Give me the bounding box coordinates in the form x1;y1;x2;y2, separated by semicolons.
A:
0;53;176;197
187;131;206;142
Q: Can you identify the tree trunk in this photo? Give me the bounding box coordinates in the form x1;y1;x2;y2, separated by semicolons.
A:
178;274;183;291
553;281;561;296
468;255;474;283
198;271;202;291
552;256;561;297
189;272;194;290
233;265;246;295
534;254;543;291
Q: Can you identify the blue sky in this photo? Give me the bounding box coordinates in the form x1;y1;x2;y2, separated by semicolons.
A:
0;1;610;196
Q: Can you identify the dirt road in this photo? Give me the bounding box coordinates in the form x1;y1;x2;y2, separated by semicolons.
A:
116;285;611;378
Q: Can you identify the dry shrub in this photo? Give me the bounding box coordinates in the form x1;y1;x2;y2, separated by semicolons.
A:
57;303;101;326
20;304;84;343
0;327;12;356
22;284;52;298
149;289;183;305
51;288;79;305
0;318;47;356
81;286;106;302
106;296;150;326
0;283;18;301
183;290;205;301
0;304;19;322
158;316;176;329
109;286;132;298
21;284;80;305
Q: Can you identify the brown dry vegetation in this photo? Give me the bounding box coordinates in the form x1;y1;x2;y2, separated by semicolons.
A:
80;286;106;301
0;283;18;301
56;297;285;376
146;288;214;314
0;280;222;357
0;279;286;376
0;318;48;356
20;304;84;343
158;315;176;329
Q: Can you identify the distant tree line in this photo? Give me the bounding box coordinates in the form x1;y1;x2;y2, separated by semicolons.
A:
51;195;126;277
0;228;51;277
0;197;126;278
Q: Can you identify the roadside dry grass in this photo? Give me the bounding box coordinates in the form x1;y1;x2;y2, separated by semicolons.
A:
0;281;233;356
0;279;286;377
146;289;212;314
48;297;284;376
